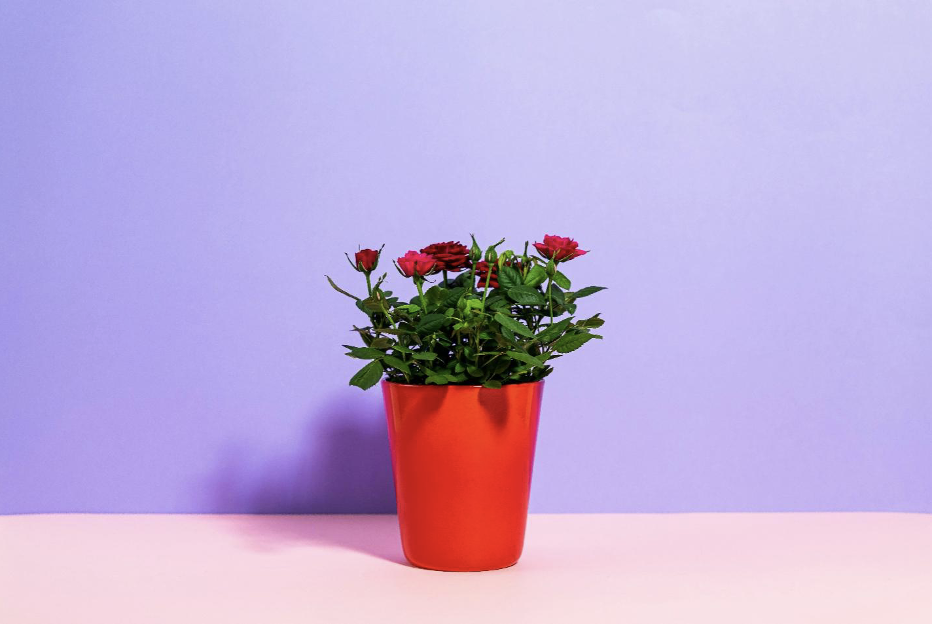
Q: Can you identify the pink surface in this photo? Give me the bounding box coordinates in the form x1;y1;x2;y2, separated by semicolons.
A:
2;513;931;623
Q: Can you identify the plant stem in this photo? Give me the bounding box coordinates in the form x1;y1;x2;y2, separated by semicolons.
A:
474;274;493;366
365;273;372;297
379;301;397;329
546;277;554;322
415;278;426;309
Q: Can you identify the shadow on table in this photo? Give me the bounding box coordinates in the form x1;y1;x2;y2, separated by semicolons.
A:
230;514;407;565
205;392;406;565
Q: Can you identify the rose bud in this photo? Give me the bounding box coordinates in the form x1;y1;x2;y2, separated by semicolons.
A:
395;251;439;278
353;248;380;272
469;235;482;263
533;235;588;262
420;241;471;272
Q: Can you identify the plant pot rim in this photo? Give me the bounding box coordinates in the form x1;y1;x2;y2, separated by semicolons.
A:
381;379;545;389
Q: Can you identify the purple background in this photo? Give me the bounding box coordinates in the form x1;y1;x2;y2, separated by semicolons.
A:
2;2;931;514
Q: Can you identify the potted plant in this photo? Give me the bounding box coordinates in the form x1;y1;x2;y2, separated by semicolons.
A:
327;235;605;571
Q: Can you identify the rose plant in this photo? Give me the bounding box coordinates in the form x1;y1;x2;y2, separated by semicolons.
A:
327;235;606;390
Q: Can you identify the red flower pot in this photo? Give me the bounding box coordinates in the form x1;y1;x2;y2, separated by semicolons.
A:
381;380;544;571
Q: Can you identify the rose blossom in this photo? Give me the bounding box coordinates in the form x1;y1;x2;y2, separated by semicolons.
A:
396;251;439;278
420;241;471;272
533;235;588;262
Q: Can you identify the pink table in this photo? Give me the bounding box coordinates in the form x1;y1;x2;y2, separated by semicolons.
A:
2;513;930;623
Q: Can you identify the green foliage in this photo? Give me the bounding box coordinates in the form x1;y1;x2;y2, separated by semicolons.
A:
494;312;534;337
497;265;522;289
524;265;547;287
553;332;598;353
507;286;546;306
572;286;607;298
553;271;571;290
328;236;607;389
349;360;383;389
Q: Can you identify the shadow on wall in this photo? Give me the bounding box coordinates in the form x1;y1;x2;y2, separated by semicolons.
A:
207;392;396;514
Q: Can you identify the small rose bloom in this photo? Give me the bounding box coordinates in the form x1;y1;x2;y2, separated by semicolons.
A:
533;235;588;262
396;251;439;278
420;241;471;272
475;259;522;289
354;248;380;272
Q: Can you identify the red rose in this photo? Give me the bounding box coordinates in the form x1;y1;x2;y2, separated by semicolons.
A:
354;248;380;272
475;260;522;289
420;241;471;272
396;251;439;278
533;235;588;262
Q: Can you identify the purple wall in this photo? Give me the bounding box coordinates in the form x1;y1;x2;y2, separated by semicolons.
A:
2;2;930;514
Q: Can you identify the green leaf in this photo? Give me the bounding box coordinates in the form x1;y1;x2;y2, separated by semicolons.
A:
483;380;502;389
417;314;447;333
412;351;437;361
553;271;571;290
425;374;449;385
326;275;360;301
573;286;607;299
536;318;573;343
361;297;384;313
498;265;522;289
501;326;517;343
343;346;386;359
509;367;532;378
489;298;511;312
577;314;605;329
443;287;467;307
507;285;546;306
493;312;534;337
554;332;596;353
507;351;545;368
391;344;413;353
373;327;414;335
524;265;547;288
466;365;483;377
426;286;448;305
382;355;410;375
368;337;393;349
349;360;383;389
